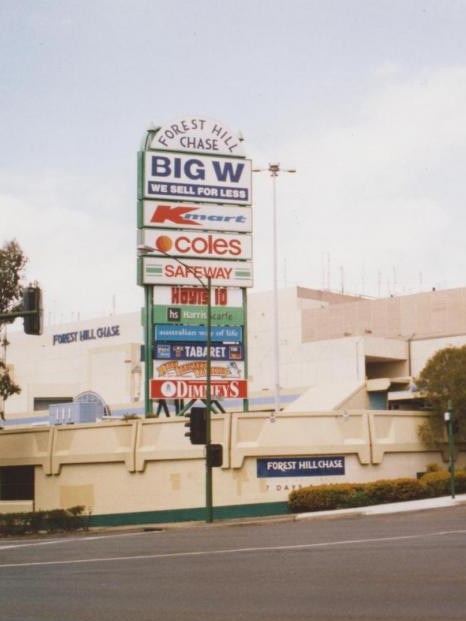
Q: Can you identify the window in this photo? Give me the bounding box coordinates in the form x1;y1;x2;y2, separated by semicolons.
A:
0;466;34;500
33;397;73;411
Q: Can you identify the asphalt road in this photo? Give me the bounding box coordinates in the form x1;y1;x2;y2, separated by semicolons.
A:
1;506;466;621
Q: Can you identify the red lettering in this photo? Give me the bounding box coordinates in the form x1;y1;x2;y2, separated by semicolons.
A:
171;234;243;257
150;204;199;225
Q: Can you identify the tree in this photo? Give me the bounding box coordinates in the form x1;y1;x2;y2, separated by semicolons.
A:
416;346;466;446
0;240;28;414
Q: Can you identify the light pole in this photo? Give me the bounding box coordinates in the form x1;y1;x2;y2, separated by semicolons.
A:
253;163;296;418
138;245;214;522
444;401;456;499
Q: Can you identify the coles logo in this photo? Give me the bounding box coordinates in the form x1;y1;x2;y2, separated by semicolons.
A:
154;232;243;258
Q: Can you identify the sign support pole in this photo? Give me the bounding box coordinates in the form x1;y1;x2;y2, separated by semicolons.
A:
205;276;213;522
144;285;154;416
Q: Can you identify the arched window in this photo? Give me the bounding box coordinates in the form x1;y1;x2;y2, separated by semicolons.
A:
74;391;110;417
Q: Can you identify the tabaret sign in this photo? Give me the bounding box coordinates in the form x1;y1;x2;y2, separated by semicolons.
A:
149;118;245;157
138;229;252;261
143;151;252;205
140;201;252;233
154;343;243;361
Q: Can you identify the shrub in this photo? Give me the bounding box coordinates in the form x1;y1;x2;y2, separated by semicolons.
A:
289;483;369;513
421;469;466;496
0;506;87;536
364;478;428;504
289;477;429;513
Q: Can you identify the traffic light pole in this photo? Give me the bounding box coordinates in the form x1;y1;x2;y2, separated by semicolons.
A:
445;400;456;499
205;276;213;523
141;244;214;523
143;285;154;417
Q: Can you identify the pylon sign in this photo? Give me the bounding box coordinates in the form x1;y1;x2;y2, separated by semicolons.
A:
137;117;252;403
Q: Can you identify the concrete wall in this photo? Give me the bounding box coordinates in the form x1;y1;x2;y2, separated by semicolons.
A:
0;410;460;524
4;313;142;415
302;287;466;342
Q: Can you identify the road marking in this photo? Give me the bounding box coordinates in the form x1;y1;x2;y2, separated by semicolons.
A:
0;531;148;551
1;529;465;569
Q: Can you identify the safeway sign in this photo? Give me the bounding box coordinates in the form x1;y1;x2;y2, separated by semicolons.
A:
139;256;253;287
143;151;252;205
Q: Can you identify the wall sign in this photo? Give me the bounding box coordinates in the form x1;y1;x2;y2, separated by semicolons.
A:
256;457;345;478
52;325;120;345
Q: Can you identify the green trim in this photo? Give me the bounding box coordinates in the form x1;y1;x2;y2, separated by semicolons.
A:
137;200;144;228
137;152;145;199
88;501;289;528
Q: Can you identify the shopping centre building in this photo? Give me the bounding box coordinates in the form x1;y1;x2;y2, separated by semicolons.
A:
1;285;465;524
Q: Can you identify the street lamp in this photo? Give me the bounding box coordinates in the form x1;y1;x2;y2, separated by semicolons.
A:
138;244;214;522
253;163;296;419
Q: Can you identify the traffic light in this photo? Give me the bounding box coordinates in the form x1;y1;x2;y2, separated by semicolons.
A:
22;285;43;335
206;443;223;468
184;407;207;444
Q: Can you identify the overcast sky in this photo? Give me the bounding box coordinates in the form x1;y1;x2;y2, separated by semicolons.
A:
2;0;466;324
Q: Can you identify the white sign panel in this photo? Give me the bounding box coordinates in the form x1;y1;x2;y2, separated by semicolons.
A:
139;256;253;287
149;117;245;157
143;151;252;205
138;229;252;261
154;286;243;307
154;359;244;380
140;201;252;233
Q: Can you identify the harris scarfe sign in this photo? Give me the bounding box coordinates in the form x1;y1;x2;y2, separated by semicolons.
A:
257;457;345;478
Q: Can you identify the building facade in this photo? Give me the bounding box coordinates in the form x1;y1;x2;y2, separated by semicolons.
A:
1;286;465;524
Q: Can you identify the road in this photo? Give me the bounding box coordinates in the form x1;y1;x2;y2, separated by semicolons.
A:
1;506;466;621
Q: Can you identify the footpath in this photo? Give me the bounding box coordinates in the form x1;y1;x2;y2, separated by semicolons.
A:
294;493;466;521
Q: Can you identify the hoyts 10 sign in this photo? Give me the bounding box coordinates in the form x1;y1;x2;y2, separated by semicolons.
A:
138;229;252;260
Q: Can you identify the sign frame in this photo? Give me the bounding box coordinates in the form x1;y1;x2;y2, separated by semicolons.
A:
138;256;253;288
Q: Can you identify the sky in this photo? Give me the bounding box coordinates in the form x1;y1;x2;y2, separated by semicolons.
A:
2;0;466;325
